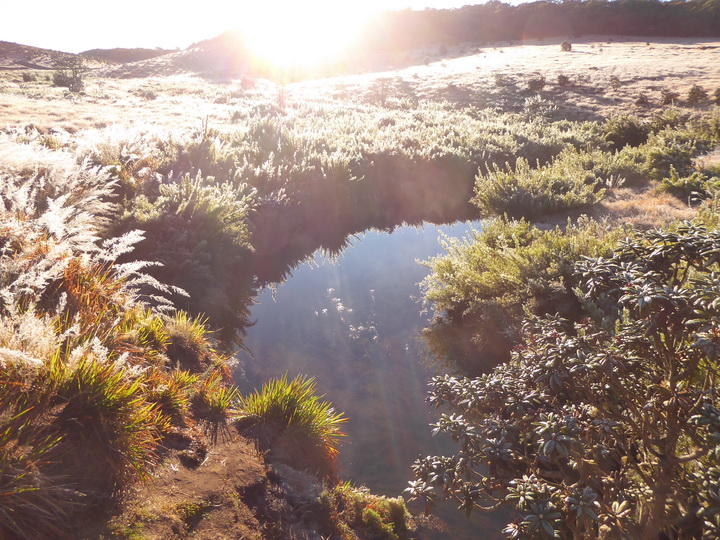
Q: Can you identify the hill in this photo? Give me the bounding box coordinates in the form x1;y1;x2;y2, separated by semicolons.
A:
82;47;176;64
0;40;78;70
95;31;256;79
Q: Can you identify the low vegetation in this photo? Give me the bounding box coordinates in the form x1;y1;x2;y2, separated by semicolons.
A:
3;26;720;538
409;225;720;538
317;483;413;540
237;374;347;478
420;217;627;373
0;134;240;537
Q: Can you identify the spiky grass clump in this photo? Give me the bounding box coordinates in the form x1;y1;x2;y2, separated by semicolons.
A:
52;357;170;492
164;311;216;372
238;374;347;478
0;135;238;536
0;409;73;540
191;370;240;442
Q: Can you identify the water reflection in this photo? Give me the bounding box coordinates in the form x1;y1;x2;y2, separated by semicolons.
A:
237;221;491;537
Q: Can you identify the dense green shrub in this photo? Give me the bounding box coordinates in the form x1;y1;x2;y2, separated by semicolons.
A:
115;173;257;342
602;115;650;150
410;225;720;538
473;156;605;220
643;134;697;179
420;218;625;373
659;166;720;201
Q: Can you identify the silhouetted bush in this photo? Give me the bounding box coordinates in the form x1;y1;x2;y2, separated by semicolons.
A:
635;92;650;106
527;74;546;92
688;84;709;104
661;88;679;105
602;115;650;150
52;57;86;92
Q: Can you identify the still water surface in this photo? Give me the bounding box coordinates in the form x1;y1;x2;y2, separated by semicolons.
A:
238;221;501;537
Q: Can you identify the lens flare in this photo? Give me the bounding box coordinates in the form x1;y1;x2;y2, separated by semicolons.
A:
233;1;367;72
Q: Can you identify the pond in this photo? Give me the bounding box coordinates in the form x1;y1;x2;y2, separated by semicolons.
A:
237;221;502;537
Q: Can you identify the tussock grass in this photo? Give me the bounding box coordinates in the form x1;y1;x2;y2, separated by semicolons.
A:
0;133;240;537
238;374;347;477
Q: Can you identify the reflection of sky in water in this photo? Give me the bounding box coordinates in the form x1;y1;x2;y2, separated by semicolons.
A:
238;222;498;538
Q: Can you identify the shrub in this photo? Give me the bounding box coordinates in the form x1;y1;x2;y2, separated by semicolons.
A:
21;72;36;83
644;135;696;179
52;57;87;92
473;156;605;220
522;95;556;118
556;74;570;86
635;92;650;106
714;88;720;105
560;41;572;52
493;73;514;87
609;75;622;92
237;374;347;478
659;166;720;201
527;74;546;92
660;88;680;105
317;483;412;540
420;217;625;372
409;225;720;539
688;84;709;104
601;114;649;150
552;145;646;187
116;173;256;343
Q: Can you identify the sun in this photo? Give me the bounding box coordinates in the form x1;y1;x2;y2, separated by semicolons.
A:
234;1;368;73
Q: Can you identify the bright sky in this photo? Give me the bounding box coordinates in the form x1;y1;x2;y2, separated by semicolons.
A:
0;0;473;53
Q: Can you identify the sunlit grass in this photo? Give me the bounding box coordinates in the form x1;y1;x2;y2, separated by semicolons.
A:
238;374;347;477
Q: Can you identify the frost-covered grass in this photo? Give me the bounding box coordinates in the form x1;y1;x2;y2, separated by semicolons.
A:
0;132;240;538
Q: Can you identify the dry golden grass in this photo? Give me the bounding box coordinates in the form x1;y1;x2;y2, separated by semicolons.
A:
291;36;720;120
2;36;720;133
601;187;697;228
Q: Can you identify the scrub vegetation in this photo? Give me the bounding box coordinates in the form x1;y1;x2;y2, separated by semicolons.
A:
3;22;720;539
410;224;720;538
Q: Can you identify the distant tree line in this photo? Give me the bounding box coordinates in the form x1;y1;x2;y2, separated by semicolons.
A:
357;0;720;52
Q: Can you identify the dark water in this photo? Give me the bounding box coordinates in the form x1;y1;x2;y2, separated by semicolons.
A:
237;222;502;537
